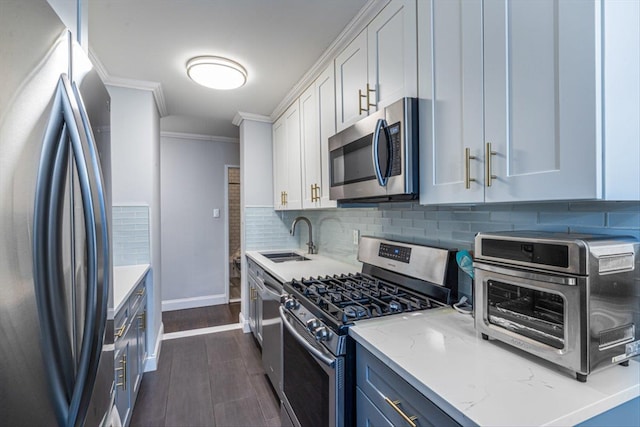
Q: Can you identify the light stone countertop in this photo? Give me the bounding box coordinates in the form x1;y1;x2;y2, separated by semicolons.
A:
245;250;360;283
112;264;150;315
350;307;640;426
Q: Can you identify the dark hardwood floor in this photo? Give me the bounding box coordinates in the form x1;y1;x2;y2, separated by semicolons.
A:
163;303;241;333
130;329;280;427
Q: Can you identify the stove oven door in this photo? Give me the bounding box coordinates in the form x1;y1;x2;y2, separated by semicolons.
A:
279;307;344;427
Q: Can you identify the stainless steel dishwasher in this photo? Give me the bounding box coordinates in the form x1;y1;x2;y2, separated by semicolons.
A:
254;263;284;400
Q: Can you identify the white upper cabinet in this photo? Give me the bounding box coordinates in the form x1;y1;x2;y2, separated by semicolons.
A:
301;65;337;209
419;0;640;204
273;101;302;210
335;0;417;132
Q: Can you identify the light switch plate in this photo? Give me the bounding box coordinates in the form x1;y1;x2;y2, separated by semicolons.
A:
353;229;359;245
213;208;220;218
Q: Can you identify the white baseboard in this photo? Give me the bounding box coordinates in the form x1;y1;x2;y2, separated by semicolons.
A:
161;293;227;312
239;311;251;333
143;322;164;372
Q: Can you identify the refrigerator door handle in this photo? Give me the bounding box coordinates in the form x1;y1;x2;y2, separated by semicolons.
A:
33;74;105;427
71;79;111;426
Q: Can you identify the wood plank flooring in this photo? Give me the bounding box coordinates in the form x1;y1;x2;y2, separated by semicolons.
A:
130;329;280;426
162;303;241;333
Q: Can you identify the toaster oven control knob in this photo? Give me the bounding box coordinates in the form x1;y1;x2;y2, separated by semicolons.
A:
284;298;299;310
306;318;321;331
314;326;331;342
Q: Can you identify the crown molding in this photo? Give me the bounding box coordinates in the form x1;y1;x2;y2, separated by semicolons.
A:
161;131;239;144
89;48;169;117
232;112;272;126
270;0;389;121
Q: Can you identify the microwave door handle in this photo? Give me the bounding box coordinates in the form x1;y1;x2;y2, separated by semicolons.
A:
372;118;389;186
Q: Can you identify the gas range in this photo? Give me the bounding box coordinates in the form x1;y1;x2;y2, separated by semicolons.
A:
279;237;458;427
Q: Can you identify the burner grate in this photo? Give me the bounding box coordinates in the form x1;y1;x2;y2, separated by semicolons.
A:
288;272;439;327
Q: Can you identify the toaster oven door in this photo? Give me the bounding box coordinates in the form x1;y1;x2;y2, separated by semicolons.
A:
474;262;587;376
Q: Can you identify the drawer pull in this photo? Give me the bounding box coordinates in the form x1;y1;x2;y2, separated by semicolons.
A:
115;324;126;338
384;397;418;427
116;354;127;391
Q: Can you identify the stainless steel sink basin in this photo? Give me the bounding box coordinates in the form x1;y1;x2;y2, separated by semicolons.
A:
261;252;310;263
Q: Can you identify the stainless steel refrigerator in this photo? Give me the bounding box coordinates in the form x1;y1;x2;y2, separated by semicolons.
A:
0;1;115;425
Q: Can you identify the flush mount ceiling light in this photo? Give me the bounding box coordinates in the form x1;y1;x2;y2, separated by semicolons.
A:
186;56;247;90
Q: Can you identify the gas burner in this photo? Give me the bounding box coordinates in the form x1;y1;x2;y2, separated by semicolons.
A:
343;305;368;320
388;301;402;313
306;283;327;296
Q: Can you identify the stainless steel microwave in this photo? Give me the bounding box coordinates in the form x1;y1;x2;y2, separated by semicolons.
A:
328;97;418;203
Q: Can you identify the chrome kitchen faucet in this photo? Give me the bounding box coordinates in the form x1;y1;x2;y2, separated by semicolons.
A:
290;216;317;254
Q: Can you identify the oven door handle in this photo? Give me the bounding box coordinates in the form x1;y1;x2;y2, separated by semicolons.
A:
473;261;577;286
279;306;336;368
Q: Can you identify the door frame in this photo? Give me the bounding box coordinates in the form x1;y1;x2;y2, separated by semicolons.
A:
224;164;241;304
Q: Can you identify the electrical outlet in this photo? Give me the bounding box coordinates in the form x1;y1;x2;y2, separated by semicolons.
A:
353;229;359;245
213;208;220;218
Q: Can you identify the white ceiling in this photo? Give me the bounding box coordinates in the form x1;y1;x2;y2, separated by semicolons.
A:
88;0;370;139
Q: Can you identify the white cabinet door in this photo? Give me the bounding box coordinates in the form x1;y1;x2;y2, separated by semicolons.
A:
301;66;338;209
300;84;320;209
335;29;368;132
272;116;287;209
368;0;417;111
483;0;598;202
284;101;302;209
419;0;484;204
317;65;338;208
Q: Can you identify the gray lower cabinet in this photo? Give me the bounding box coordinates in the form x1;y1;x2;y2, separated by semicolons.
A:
356;343;460;427
246;257;263;346
114;274;148;426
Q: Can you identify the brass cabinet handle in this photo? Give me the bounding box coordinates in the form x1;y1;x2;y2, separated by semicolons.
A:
115;324;126;338
311;184;320;202
116;354;127;391
366;83;376;109
485;142;497;187
358;89;368;114
465;148;477;189
284;191;288;206
384;397;417;427
138;310;146;330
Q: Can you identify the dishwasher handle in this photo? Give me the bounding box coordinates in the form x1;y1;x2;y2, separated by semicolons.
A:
279;306;336;368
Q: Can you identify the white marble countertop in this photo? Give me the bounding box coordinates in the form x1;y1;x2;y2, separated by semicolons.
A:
112;264;150;315
350;307;640;426
245;250;360;283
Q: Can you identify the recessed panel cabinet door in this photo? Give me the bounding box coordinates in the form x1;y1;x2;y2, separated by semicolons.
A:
272;117;286;209
317;66;337;208
483;0;598;202
335;30;368;132
368;0;417;111
284;102;302;210
419;0;484;204
300;84;319;209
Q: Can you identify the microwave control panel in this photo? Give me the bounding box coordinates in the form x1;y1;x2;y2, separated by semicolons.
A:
388;122;402;176
379;242;411;263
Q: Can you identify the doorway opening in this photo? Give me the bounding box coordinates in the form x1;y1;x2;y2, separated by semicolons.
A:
227;166;241;303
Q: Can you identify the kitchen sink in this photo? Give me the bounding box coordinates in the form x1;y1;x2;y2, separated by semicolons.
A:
261;252;310;263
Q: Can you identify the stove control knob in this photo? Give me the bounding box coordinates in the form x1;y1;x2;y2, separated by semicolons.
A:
306;318;321;331
314;326;332;342
284;298;299;310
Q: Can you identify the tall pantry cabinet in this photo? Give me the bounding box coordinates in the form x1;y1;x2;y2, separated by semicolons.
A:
419;0;640;204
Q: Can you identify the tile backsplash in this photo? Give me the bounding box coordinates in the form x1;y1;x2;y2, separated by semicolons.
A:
245;207;298;250
112;205;150;266
272;200;640;299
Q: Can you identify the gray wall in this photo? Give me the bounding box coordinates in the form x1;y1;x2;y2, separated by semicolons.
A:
281;200;640;299
160;134;239;307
